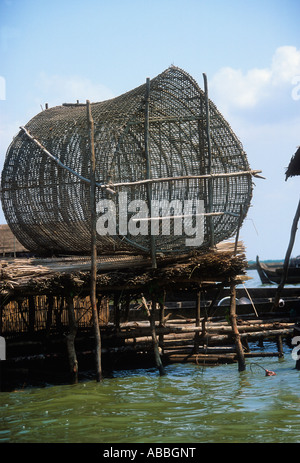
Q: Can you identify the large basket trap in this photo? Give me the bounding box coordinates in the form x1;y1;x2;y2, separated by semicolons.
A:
1;66;258;256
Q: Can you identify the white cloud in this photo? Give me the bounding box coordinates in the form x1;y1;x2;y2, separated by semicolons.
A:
210;46;300;113
34;73;115;107
271;46;300;85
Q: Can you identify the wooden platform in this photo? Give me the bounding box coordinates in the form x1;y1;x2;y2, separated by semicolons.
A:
1;240;299;388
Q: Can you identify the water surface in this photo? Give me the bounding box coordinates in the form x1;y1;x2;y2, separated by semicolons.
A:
1;269;300;444
1;346;300;443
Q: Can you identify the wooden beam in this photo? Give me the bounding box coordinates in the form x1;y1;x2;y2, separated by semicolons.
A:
87;100;102;382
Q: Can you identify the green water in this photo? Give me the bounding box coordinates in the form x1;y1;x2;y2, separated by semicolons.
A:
1;269;300;444
1;345;300;443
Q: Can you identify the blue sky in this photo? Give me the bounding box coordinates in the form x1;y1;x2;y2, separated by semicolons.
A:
0;0;300;260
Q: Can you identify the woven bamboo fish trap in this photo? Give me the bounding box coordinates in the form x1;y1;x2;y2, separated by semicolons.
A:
1;66;259;256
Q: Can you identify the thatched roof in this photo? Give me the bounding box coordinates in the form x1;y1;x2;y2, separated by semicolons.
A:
0;224;29;255
0;241;247;299
286;146;300;180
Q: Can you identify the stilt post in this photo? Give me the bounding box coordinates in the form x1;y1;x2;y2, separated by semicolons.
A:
66;295;78;384
87;99;102;382
194;290;201;353
229;281;246;371
274;198;300;309
142;296;166;376
114;292;121;331
144;77;157;268
158;290;166;352
46;295;54;336
28;295;35;334
276;334;284;358
203;73;214;247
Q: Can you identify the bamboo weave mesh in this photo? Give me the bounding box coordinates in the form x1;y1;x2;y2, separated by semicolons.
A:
1;66;253;255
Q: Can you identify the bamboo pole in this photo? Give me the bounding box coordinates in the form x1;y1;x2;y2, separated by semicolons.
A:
229;282;246;371
28;295;35;334
66;296;78;384
87;100;102;382
203;73;214;247
142;297;166;376
158;291;166;353
114;292;121;331
144;77;157;268
276;334;284;357
20;126;115;194
97;170;263;190
194;291;201;353
46;295;54;336
234;205;243;255
273;198;300;309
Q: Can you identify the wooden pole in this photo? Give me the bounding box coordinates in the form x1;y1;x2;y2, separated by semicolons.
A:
46;295;54;336
114;292;121;331
234;205;243;255
158;290;166;353
28;295;35;334
276;334;284;358
229;282;246;371
203;73;214;247
273;198;300;309
66;295;78;384
142;297;166;376
87;99;102;382
194;291;201;353
144;77;157;268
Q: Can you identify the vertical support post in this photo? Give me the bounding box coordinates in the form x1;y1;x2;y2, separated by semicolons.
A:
234;205;243;255
66;295;78;384
28;295;35;334
274;198;300;309
87;99;102;382
144;77;157;268
46;295;54;336
276;334;284;358
203;73;214;248
114;292;121;331
124;294;131;323
142;297;166;376
151;297;166;376
229;282;246;372
194;290;201;353
158;290;166;352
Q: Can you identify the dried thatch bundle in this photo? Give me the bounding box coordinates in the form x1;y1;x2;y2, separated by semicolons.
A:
0;242;247;298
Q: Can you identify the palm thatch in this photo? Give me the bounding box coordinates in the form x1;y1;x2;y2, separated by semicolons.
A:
286;146;300;180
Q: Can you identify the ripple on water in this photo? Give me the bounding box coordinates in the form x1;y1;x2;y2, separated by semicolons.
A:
1;352;300;443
